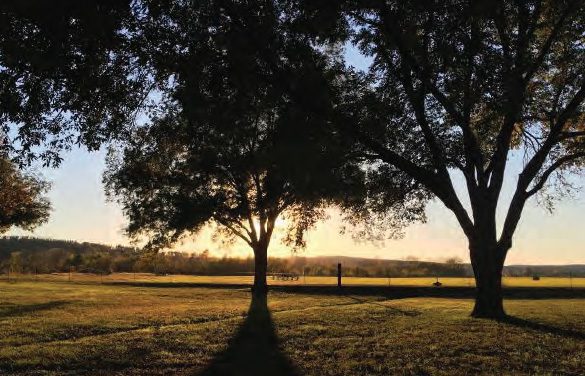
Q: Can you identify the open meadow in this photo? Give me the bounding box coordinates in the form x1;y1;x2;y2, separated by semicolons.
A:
5;272;585;288
4;1;585;375
1;276;585;375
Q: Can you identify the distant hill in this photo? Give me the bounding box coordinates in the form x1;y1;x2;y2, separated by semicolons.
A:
0;236;136;257
0;236;141;274
286;255;472;277
504;264;585;277
300;256;585;277
1;236;584;277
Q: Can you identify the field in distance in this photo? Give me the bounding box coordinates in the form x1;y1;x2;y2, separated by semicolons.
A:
4;272;585;288
1;279;585;375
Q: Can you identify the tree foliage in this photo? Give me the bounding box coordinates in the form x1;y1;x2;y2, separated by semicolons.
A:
0;0;145;165
0;159;50;233
100;0;435;294
303;0;585;317
107;0;343;250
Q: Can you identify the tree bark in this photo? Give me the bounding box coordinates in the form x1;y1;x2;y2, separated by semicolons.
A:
469;241;507;319
252;242;268;295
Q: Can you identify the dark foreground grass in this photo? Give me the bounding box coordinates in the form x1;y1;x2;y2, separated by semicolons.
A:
1;281;585;375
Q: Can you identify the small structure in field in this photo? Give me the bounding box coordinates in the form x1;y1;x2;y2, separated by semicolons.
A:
271;272;299;281
532;275;540;281
433;276;442;287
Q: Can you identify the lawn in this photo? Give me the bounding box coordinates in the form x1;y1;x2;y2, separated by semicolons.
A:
1;278;585;375
6;272;585;288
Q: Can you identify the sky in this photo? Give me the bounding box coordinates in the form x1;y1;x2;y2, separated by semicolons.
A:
7;46;585;265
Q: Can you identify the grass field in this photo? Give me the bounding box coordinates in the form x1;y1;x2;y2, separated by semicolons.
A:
1;276;585;375
5;272;585;288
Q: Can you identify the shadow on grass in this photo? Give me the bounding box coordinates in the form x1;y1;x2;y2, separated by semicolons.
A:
501;316;585;341
344;295;420;317
106;282;585;300
197;294;300;376
0;300;70;318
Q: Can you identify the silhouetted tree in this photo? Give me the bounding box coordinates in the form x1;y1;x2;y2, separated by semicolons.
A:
0;159;50;233
307;0;585;318
103;0;375;294
0;0;144;166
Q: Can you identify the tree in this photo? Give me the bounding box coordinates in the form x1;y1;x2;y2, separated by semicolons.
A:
444;257;466;277
0;1;143;257
311;0;585;318
103;0;372;294
0;0;145;166
2;0;423;294
0;158;50;233
9;251;22;274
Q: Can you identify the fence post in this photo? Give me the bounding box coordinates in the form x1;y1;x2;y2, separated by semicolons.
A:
337;263;342;288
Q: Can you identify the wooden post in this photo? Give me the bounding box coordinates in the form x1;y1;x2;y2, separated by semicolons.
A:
69;266;72;282
337;263;342;288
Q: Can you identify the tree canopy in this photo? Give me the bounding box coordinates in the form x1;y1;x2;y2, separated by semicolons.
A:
0;0;144;165
305;0;585;317
1;0;425;294
104;0;386;293
0;158;50;233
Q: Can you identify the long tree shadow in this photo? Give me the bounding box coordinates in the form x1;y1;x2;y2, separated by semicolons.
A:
500;315;585;341
0;300;70;319
108;282;585;301
344;295;420;317
198;293;300;376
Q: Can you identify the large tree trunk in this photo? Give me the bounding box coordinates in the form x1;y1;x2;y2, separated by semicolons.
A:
252;242;268;295
469;241;508;319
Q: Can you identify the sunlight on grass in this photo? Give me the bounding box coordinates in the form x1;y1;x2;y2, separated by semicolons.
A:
1;279;585;374
5;273;585;288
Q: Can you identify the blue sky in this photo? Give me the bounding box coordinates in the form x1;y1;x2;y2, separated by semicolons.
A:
7;45;585;265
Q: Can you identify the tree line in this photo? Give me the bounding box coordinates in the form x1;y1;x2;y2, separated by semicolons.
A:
4;236;583;278
1;237;470;277
2;0;585;318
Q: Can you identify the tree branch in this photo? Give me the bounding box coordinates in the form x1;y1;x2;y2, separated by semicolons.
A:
523;0;578;83
377;5;486;181
485;1;574;200
499;81;585;246
526;152;585;197
357;131;475;236
215;217;253;246
560;131;585;140
396;55;449;175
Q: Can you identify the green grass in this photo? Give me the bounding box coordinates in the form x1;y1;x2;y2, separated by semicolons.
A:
1;278;585;375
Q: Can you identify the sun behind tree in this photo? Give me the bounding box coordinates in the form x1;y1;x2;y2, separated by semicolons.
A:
103;0;367;294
